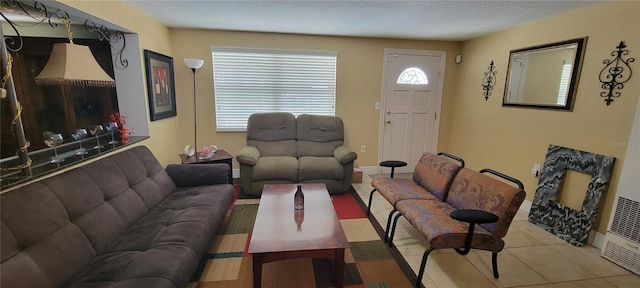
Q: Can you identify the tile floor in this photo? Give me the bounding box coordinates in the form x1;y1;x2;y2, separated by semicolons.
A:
352;174;640;288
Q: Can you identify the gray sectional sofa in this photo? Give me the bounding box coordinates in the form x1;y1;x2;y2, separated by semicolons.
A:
0;146;235;288
236;112;358;196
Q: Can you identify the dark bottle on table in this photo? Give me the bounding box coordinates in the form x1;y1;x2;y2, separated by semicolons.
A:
294;184;304;210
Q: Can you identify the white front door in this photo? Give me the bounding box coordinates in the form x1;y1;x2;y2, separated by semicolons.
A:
507;55;527;102
379;49;445;173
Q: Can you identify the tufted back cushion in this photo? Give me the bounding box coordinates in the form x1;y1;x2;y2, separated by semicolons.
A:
412;152;463;200
296;114;344;157
246;112;297;157
446;168;526;237
0;146;176;288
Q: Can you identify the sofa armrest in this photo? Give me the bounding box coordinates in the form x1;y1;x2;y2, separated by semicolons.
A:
166;163;231;187
334;146;358;165
236;146;260;166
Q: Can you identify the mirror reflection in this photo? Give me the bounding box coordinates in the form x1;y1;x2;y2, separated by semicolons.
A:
503;38;587;110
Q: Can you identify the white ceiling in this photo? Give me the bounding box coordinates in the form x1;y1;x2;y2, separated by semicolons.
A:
124;0;602;41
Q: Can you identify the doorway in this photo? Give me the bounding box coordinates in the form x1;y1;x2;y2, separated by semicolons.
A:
379;49;445;173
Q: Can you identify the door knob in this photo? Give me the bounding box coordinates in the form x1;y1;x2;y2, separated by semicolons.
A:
386;110;392;115
386;119;392;124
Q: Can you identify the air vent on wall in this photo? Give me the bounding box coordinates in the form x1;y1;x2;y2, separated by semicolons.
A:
602;87;640;276
602;234;640;275
610;196;640;242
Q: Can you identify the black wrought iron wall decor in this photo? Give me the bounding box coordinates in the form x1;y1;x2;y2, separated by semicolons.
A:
85;20;128;69
1;0;69;52
599;41;634;105
1;0;127;67
481;60;497;100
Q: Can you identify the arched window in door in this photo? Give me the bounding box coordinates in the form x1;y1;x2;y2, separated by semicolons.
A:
397;67;428;84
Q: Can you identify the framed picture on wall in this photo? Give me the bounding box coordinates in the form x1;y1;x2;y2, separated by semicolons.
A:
144;50;177;121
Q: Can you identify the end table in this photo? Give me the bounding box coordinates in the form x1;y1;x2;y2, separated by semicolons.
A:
179;149;234;184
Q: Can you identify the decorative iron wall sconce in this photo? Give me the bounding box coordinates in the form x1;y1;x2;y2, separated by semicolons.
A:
599;41;634;105
481;60;497;101
1;0;128;68
85;20;128;69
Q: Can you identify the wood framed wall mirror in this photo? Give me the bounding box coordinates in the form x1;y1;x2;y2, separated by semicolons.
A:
503;37;587;111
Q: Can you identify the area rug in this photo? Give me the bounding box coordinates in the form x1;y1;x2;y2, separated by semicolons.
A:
188;186;416;288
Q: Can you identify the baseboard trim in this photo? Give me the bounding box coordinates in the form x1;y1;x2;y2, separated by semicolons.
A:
359;166;379;175
520;199;532;213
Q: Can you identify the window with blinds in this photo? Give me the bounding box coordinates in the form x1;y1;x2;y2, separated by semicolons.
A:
212;48;337;131
557;60;572;105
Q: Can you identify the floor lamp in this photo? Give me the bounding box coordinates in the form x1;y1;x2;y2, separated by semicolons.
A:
184;58;204;156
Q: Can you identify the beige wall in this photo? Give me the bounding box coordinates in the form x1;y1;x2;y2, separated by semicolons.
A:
451;1;640;233
169;29;460;168
61;1;460;169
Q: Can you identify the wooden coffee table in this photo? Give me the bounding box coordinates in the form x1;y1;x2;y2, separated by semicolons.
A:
248;183;349;288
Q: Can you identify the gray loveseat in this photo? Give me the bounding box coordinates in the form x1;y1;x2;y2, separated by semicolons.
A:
1;146;235;288
237;113;357;196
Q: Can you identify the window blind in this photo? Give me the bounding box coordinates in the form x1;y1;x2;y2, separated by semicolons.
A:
557;60;572;105
212;48;337;131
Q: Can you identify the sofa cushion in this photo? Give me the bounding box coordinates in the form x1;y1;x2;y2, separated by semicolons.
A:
296;114;344;142
298;156;344;181
108;185;233;257
1;185;96;288
247;112;296;141
247;112;297;157
46;147;176;255
296;114;344;157
64;245;198;288
396;199;502;251
252;156;299;182
412;152;462;200
371;178;440;205
248;139;297;158
446;168;526;237
297;140;343;157
66;277;177;288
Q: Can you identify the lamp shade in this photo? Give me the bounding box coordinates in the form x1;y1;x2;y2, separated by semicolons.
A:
35;43;116;87
184;58;204;69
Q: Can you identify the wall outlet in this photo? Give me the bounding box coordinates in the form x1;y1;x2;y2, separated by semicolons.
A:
360;145;366;153
531;163;541;177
